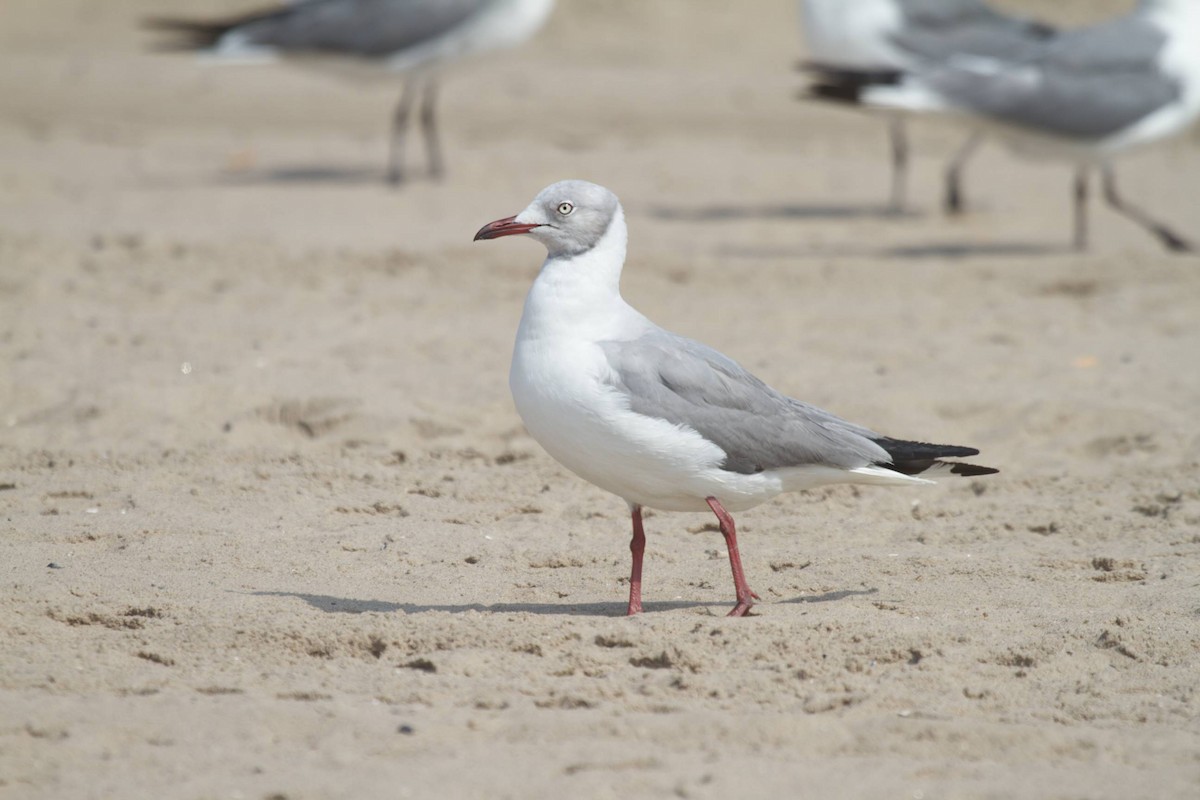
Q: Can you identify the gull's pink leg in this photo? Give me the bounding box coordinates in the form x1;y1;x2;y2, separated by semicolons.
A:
626;504;646;616
705;497;759;617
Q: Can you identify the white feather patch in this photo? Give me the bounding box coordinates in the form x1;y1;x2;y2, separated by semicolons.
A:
848;465;936;486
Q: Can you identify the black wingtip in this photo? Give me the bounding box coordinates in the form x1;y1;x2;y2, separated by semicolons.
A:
873;437;980;461
948;463;999;477
800;65;903;106
800;62;903;84
871;437;996;478
141;17;231;49
806;83;864;104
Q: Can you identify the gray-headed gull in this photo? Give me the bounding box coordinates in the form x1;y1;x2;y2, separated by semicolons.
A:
798;0;1057;214
810;0;1200;252
147;0;555;184
475;180;997;617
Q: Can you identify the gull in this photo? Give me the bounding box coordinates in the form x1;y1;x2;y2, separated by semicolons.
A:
146;0;555;184
798;0;1057;214
474;180;997;617
810;0;1200;252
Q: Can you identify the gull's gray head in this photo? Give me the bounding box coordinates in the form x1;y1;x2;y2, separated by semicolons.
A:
473;180;621;258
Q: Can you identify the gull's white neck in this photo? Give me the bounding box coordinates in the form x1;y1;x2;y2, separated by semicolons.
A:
1142;0;1200;28
1141;0;1200;16
516;207;649;344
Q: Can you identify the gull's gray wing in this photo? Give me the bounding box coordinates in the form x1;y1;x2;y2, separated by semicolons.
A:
148;0;494;57
598;331;890;475
894;0;1057;63
235;0;491;56
905;15;1177;138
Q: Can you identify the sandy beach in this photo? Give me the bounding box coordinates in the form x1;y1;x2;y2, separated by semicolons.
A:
2;1;1199;797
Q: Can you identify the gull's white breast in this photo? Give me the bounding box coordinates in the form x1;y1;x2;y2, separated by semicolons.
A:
510;333;732;512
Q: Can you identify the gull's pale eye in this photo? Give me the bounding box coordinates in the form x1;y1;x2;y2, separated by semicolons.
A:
556;201;575;216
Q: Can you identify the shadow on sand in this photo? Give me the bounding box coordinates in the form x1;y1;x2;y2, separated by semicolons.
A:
215;165;387;187
647;203;917;222
883;241;1074;259
248;588;878;616
713;240;1072;261
649;202;1075;259
779;587;878;604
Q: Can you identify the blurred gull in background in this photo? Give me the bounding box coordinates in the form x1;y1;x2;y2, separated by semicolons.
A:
147;0;555;184
798;0;1057;215
810;0;1200;252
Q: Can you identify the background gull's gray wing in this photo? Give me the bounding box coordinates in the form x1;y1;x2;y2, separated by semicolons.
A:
598;331;893;475
802;1;1057;106
904;16;1178;138
147;0;491;57
893;0;1057;63
239;0;491;56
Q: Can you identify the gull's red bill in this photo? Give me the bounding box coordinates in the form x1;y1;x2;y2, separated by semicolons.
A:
473;215;542;241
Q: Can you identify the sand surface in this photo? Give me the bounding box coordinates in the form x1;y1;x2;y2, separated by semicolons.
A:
2;1;1199;798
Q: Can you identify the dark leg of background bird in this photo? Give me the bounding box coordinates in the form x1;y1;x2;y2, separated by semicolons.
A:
626;504;645;616
888;117;908;214
704;497;759;617
419;80;445;180
944;131;982;216
1101;165;1193;252
386;81;418;185
1073;167;1089;251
